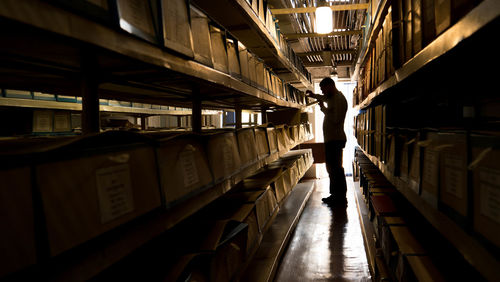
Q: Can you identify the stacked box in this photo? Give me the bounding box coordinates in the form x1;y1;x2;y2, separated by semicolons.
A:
438;131;468;224
254;126;270;160
209;25;229;73
236;128;259;167
470;132;500;249
412;0;423;55
36;131;162;256
435;0;451;35
203;131;241;183
226;38;241;78
115;0;160;44
420;131;441;208
238;42;250;84
190;6;214;67
160;0;194;57
152;133;213;207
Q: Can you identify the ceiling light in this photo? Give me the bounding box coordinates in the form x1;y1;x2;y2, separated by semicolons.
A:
315;6;333;34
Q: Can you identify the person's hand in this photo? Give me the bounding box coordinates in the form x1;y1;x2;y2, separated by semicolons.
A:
305;90;316;99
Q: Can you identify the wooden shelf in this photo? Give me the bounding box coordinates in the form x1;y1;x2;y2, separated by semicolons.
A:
191;0;312;90
354;0;500;111
0;0;306;110
358;148;500;282
0;97;221;116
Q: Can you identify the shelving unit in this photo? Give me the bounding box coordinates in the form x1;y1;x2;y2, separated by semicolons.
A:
0;97;220;116
354;0;499;111
0;1;317;281
352;0;500;280
360;148;500;281
0;0;306;117
191;0;313;90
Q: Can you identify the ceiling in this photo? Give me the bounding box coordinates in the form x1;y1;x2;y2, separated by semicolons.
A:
268;0;367;81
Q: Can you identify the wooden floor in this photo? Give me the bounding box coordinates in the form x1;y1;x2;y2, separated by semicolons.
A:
274;177;372;282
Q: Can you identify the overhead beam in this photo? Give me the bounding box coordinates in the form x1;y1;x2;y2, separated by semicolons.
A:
270;3;369;15
297;50;357;57
284;30;362;39
303;61;354;67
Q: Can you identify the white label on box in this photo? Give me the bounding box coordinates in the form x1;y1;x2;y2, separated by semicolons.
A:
479;168;500;224
443;155;465;199
180;148;199;187
96;164;134;223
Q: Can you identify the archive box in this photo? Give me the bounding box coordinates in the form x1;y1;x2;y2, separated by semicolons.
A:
236;127;259;168
412;0;423;54
247;52;258;86
4;89;32;99
159;0;194;57
226;37;241;79
435;0;451;35
238;42;251;84
35;131;162;256
190;6;214;67
33;110;54;133
471;132;500;248
151;133;213;208
254;126;270;160
115;0;160;44
203;131;241;184
265;126;278;155
438;131;468;223
48;0;115;24
420;131;440;208
209;24;229;73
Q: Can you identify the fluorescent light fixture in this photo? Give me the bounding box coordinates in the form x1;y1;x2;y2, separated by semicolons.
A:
315;6;333;34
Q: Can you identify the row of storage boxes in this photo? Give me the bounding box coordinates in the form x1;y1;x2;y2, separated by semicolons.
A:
46;0;309;104
1;89;191;110
356;0;480;103
244;0;310;81
157;149;314;281
0;123;312;278
356;126;500;254
93;148;313;281
355;149;445;281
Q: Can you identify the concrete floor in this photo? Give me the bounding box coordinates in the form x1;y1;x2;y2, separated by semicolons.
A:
274;177;371;282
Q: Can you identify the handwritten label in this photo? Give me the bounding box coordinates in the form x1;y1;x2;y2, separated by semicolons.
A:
180;148;199;187
479;168;500;224
443;155;465;199
96;164;134;223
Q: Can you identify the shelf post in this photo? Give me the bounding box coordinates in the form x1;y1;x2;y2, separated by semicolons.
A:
235;105;242;129
192;87;202;133
81;50;100;134
261;107;268;124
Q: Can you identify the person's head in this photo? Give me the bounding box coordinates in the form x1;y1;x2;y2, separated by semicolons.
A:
319;77;336;97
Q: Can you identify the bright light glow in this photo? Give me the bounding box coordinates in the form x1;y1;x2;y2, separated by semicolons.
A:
315;7;333;34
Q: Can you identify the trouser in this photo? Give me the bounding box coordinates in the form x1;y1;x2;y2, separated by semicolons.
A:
324;140;347;198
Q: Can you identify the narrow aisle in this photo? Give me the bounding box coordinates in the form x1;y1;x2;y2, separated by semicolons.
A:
274;177;371;282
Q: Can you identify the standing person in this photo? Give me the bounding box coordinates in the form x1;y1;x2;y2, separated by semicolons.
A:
306;77;348;205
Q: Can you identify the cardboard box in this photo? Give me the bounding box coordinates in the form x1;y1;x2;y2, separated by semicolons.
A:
0;167;36;277
160;0;193;57
255;58;265;89
265;127;278;154
408;133;422;194
236;128;258;167
238;42;250;84
190;7;214;67
209;25;229;73
435;0;451;35
226;38;241;78
153;133;213;207
53;111;72;132
392;0;406;68
33;92;56;101
451;0;477;23
471;133;500;248
254;127;270;160
420;131;440;208
204;132;241;183
387;226;426;276
201;220;248;282
438;132;468;220
36;132;162;256
4;89;32;99
247;53;258;86
275;125;288;153
33;110;54;133
116;0;159;44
